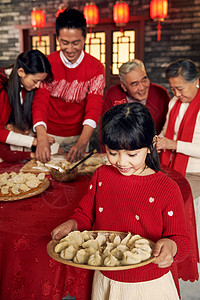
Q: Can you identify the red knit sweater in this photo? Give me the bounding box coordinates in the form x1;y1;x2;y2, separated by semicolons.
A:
101;83;170;134
71;165;190;283
32;51;105;137
0;71;11;143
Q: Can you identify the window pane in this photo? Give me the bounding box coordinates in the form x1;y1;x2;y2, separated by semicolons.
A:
32;35;50;55
112;30;135;75
85;32;105;67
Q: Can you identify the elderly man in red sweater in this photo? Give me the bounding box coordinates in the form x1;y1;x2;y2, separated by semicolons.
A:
32;9;105;163
100;59;170;152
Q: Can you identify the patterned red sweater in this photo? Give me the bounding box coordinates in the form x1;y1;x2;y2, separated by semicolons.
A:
32;51;105;137
71;165;190;283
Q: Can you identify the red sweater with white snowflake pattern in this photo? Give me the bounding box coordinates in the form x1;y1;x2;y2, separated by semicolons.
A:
32;51;105;137
71;165;190;283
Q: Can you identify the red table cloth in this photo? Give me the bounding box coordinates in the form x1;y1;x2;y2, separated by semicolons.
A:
0;162;198;300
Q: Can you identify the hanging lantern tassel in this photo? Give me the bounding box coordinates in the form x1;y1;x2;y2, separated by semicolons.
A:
157;21;162;41
150;0;168;42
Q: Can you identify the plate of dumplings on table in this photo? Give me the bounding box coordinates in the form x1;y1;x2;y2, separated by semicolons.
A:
47;230;156;270
0;171;49;201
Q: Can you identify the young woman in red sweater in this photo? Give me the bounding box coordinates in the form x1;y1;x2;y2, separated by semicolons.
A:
52;103;190;299
0;49;53;150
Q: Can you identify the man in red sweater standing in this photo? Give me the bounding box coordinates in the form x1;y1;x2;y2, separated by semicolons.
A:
32;8;105;163
100;59;170;152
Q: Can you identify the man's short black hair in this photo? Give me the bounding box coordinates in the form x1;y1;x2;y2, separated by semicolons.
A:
56;8;87;38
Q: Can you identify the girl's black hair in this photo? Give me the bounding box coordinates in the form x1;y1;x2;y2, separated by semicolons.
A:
56;8;87;38
7;49;53;131
101;102;160;172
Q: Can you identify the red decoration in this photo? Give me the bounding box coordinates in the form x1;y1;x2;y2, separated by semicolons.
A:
150;0;168;41
83;2;99;27
31;9;45;29
113;0;129;27
83;2;99;44
31;8;45;45
56;8;65;18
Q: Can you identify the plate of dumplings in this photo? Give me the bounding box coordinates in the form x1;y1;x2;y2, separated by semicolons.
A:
0;171;50;201
47;230;156;270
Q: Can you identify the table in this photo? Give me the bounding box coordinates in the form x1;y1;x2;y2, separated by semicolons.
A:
0;161;199;300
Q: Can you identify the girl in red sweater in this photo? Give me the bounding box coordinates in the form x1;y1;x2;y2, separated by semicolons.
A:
52;103;190;299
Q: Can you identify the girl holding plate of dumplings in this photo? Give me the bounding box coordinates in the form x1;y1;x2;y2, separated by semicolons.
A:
52;102;190;300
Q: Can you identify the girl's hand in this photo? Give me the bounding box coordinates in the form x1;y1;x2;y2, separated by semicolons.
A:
51;219;78;240
153;238;177;268
156;137;177;153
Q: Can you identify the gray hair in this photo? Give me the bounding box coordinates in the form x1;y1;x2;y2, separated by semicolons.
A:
166;59;200;83
119;59;146;83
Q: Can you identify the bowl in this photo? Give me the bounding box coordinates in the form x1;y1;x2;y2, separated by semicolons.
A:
51;167;78;182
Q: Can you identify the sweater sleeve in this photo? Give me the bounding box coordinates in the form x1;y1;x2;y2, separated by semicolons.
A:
162;182;191;263
70;170;99;231
0;83;11;143
32;82;51;127
176;110;200;158
0;143;31;163
83;62;105;124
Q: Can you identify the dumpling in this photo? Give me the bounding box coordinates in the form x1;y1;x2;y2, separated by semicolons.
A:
135;238;150;246
127;234;142;248
82;239;99;250
59;236;79;249
110;248;123;260
20;183;30;192
55;241;71;253
73;249;90;264
121;232;132;245
85;247;97;255
11;185;20;195
81;230;93;241
1;185;9;194
134;243;152;253
87;251;103;266
67;231;84;246
60;245;77;260
104;242;115;252
131;247;151;261
37;173;45;180
117;244;129;252
121;251;142;265
104;253;120;267
95;233;106;246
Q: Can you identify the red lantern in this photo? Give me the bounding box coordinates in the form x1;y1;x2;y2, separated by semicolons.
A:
31;9;45;29
150;0;168;41
31;8;45;45
83;2;99;44
83;2;99;27
113;0;129;28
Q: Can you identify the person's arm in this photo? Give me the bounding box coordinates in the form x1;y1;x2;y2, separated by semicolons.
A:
0;142;33;163
35;125;50;163
32;82;51;163
157;183;190;264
